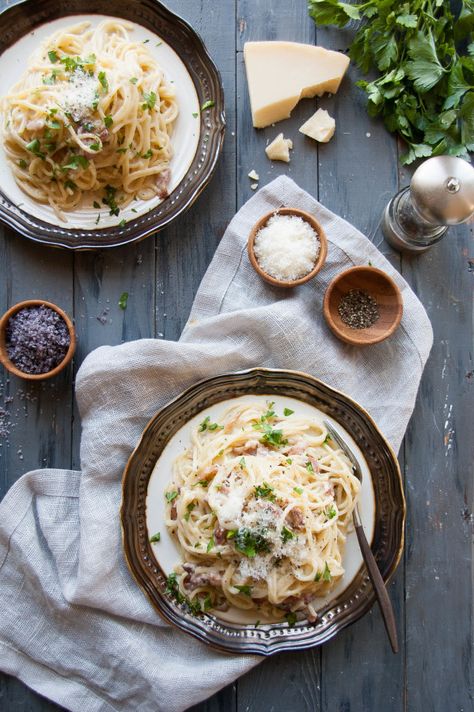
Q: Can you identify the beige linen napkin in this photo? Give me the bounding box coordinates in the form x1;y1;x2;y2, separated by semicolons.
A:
0;176;433;712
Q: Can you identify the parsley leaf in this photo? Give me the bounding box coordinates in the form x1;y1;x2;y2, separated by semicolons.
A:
104;115;113;128
102;184;120;216
142;91;157;110
234;584;252;596
326;505;337;519
62;154;89;171
283;408;294;416
26;139;45;160
281;526;294;544
254;482;276;502
201;99;215;110
322;561;332;582
149;532;161;543
118;292;129;310
285;611;297;627
48;50;59;63
98;71;109;92
206;535;215;553
198;415;223;432
233;528;272;558
165;490;178;502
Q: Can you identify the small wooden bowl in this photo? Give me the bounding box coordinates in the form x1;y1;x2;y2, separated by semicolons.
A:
323;266;403;345
248;207;328;287
0;300;76;380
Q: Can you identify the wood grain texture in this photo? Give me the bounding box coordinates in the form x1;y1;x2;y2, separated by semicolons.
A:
0;0;472;711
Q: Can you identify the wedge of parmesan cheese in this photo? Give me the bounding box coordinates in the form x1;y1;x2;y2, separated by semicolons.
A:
265;133;293;162
243;41;350;128
299;108;336;143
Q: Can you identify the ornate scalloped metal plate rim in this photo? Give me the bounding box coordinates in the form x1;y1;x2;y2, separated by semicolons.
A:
121;367;405;656
0;0;225;250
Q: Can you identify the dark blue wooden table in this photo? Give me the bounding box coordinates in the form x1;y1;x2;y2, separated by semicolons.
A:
0;1;472;711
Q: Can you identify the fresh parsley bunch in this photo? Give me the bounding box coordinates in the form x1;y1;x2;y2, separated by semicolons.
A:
308;0;474;163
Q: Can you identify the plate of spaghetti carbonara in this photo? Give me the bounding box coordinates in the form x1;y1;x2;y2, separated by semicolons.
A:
122;368;404;654
0;5;224;245
147;395;373;626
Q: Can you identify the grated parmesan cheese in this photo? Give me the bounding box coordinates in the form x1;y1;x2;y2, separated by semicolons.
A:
62;70;98;121
253;214;320;281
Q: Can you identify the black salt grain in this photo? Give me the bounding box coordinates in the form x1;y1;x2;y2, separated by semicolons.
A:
6;305;70;374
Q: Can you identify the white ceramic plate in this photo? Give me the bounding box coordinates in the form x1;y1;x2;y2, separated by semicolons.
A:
0;14;200;230
146;394;375;626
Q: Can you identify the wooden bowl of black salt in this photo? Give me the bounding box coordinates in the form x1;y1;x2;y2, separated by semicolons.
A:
0;300;76;380
323;266;403;345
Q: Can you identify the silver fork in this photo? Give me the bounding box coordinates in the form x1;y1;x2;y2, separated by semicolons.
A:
324;420;399;654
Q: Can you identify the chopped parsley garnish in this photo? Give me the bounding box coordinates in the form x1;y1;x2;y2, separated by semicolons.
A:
130;77;138;84
198;479;209;488
239;457;246;468
48;120;61;130
206;535;215;553
184;502;195;521
119;219;127;228
59;53;96;73
314;571;322;582
323;434;331;445
233;527;272;558
192;112;198;118
293;486;303;495
48;50;59;63
104;115;113;128
91;92;99;111
259;425;287;448
201;100;215;110
255;620;261;628
64;179;77;190
203;594;212;611
143;39;150;43
18;159;27;169
254;482;275;502
226;529;238;539
98;71;108;92
285;612;297;627
149;532;161;543
165;490;178;503
165;572;185;604
62;154;89;171
118;291;129;309
42;70;61;85
116;147;128;154
141;149;153;159
322;562;332;582
142;91;157;110
89;142;101;151
26;139;45;160
102;184;120;216
281;526;295;543
283;408;294;416
326;505;337;520
305;461;314;473
93;201;101;209
286;458;293;465
95;214;101;225
156;41;162;47
234;584;252;596
198;415;223;432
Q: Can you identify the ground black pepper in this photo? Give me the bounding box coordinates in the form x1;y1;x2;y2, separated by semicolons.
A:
6;305;70;374
338;289;379;329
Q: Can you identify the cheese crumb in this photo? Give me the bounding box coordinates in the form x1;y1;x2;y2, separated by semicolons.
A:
265;133;293;162
248;169;259;181
299;108;335;143
251;183;258;190
253;214;320;281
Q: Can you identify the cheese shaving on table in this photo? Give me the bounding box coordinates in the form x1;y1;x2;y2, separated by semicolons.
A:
253;214;320;281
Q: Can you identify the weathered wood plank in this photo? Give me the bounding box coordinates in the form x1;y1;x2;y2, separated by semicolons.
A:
314;21;406;712
236;2;323;708
156;0;237;342
400;151;473;710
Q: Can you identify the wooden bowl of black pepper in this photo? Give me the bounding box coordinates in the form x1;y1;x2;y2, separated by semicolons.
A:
0;300;76;380
323;266;403;345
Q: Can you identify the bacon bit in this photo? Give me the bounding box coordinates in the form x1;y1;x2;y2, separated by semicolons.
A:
214;526;226;545
170;503;177;520
287;440;306;455
26;119;45;132
182;563;222;590
156;167;171;199
232;439;259;456
286;507;305;530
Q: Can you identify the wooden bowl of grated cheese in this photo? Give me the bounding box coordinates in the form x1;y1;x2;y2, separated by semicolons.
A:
247;207;327;287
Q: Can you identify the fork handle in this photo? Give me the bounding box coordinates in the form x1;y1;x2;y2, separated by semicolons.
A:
355;523;399;654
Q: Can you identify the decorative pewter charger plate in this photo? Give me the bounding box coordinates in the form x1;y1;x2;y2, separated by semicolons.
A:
121;368;405;655
0;0;225;249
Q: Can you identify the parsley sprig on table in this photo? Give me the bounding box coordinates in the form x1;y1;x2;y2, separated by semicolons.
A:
308;0;474;164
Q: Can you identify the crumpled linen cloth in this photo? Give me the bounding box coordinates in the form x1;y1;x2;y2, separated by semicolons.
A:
0;176;433;712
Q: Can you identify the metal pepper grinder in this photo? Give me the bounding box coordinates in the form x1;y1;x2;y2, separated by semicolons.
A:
382;156;474;253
